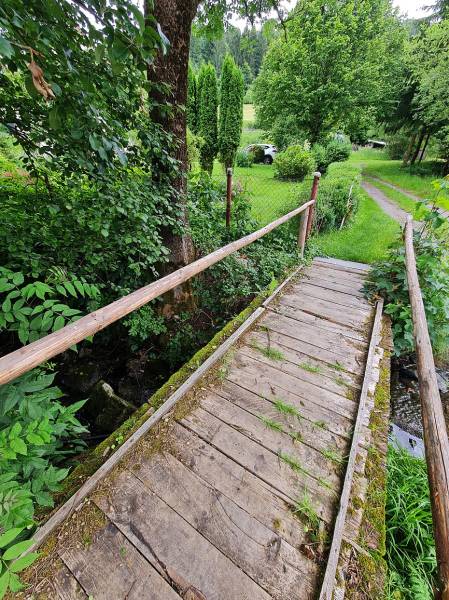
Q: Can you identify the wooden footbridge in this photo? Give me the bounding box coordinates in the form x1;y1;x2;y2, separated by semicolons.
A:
2;182;449;599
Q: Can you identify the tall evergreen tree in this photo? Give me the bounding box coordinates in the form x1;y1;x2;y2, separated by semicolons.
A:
187;64;199;133
197;62;218;173
218;55;244;169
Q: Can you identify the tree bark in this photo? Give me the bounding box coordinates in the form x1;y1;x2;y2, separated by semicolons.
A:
418;133;431;164
410;128;426;166
403;132;417;166
146;0;199;313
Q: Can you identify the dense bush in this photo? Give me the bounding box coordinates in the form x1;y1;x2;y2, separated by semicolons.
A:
324;138;352;164
313;162;361;232
364;195;449;357
247;145;266;163
235;149;254;167
270;116;305;151
311;143;327;173
386;133;410;160
274;145;316;181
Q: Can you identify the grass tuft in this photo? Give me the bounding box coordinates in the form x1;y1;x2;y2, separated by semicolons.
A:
258;415;284;433
274;397;302;420
298;362;323;374
251;341;285;361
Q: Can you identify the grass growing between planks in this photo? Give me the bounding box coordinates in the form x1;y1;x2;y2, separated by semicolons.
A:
311;188;400;264
386;445;436;600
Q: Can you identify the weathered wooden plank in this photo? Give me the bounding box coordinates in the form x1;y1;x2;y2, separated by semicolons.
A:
52;563;88;599
132;451;319;599
247;326;364;375
95;470;272;600
308;262;367;282
300;274;366;298
269;303;367;343
286;281;371;311
200;391;342;487
258;311;368;359
247;331;361;389
215;379;350;453
170;423;314;549
228;354;358;420
240;341;360;396
181;407;337;520
313;257;371;274
218;378;354;441
319;300;383;600
280;294;372;332
60;521;181;600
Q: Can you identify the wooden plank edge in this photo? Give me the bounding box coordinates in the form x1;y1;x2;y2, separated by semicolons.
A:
318;298;384;600
314;257;370;273
24;302;273;555
261;266;304;307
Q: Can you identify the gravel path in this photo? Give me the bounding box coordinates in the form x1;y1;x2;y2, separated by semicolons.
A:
367;175;449;220
361;180;422;230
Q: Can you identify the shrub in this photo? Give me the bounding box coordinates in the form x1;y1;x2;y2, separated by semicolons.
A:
235;149;254;168
197;63;218;174
364;202;449;357
270;116;305;151
274;145;316;181
247;145;265;163
324;139;352;164
387;133;410;160
314;171;361;233
311;143;328;173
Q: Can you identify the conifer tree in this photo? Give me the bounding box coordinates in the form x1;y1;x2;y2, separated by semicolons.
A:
197;62;218;173
218;55;244;169
187;64;199;134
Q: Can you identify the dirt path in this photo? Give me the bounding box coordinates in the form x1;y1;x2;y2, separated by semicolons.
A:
367;175;449;220
361;180;421;229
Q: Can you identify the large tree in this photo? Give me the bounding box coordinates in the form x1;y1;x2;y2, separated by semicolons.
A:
254;0;406;143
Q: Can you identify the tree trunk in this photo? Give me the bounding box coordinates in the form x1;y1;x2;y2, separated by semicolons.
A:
403;132;417;166
418;133;431;164
410;128;426;166
146;0;199;314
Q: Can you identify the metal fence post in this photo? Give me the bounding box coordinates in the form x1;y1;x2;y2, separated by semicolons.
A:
306;171;321;239
226;167;232;228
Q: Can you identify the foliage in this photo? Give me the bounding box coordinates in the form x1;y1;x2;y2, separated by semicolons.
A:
387;133;411;160
0;168;178;304
197;63;218;173
254;0;406;143
0;267;99;346
218;55;244;169
274;145;316;181
312;162;361;233
235;149;254;168
0;527;39;598
187;127;203;171
386;445;436;600
269;115;306;151
311;144;328;173
187;64;199;134
0;370;88;529
0;0;168;180
123;304;167;351
408;19;449;170
324;138;352;165
364;189;449;356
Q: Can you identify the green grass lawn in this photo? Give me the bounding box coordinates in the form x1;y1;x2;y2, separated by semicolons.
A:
312;188;400;264
366;178;422;213
350;148;436;199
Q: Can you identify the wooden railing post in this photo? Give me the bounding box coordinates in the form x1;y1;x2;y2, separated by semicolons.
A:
226;167;232;228
306;171;321;238
404;215;449;600
298;208;309;257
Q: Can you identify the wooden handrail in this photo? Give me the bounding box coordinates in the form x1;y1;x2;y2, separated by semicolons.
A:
0;199;315;386
404;215;449;600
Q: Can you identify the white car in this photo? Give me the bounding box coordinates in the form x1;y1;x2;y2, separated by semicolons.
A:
245;143;278;164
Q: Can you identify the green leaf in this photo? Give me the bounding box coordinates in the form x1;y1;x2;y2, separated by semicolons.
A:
3;539;34;561
49;107;62;130
130;5;145;32
9;552;39;573
0;36;14;59
0;571;9;599
12;273;24;286
0;528;23;549
53;315;65;331
10;438;27;456
64;282;77;297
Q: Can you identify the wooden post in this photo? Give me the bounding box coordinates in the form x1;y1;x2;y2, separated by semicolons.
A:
306;171;321;238
404;216;449;600
298;208;309;257
226;167;232;228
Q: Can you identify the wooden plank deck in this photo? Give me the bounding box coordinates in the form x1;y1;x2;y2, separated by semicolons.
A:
33;258;382;600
